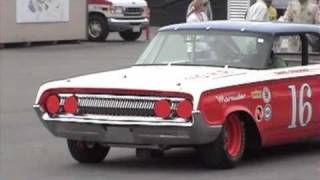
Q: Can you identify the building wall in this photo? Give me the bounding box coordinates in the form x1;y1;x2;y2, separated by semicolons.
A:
227;0;250;20
0;0;87;43
147;0;227;26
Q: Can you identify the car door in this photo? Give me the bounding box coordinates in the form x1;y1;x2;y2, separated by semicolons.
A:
263;32;320;145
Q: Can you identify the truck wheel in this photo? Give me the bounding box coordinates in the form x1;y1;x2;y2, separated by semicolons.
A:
119;30;142;41
199;114;245;169
67;140;110;163
88;14;109;42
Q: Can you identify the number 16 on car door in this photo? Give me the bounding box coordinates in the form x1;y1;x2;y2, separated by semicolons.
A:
266;76;320;145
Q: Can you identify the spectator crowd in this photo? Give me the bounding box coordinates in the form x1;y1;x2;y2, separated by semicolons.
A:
186;0;320;25
185;0;320;53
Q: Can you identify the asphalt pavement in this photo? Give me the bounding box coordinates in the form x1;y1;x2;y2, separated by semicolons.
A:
1;33;320;180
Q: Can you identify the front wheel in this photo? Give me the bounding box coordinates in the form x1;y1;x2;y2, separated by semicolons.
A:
119;29;142;41
198;114;245;169
88;15;109;42
67;140;110;163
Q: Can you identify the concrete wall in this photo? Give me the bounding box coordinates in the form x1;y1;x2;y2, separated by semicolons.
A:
0;0;87;43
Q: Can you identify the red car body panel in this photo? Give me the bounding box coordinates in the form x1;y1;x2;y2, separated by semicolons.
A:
199;74;320;146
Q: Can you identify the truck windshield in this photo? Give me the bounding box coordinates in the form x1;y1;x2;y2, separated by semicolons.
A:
135;30;272;69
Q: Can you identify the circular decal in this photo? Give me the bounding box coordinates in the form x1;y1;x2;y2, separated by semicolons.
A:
255;105;264;122
264;104;272;121
262;87;272;104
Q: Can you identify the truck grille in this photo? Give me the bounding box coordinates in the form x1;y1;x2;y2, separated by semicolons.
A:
59;94;183;117
124;7;143;16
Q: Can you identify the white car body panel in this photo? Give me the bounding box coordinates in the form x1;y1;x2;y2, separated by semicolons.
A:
35;64;320;109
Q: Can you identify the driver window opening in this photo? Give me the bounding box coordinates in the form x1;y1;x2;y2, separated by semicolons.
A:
272;34;320;67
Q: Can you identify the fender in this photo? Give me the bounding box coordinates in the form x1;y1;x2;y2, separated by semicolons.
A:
223;105;253;122
198;83;272;145
88;4;110;18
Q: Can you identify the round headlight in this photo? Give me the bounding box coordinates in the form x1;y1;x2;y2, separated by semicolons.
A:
176;100;193;119
63;96;78;114
154;99;171;119
45;94;60;115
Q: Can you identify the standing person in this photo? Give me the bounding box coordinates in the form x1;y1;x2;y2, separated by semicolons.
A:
187;0;212;21
265;0;278;20
283;0;320;51
186;0;209;23
283;0;320;24
246;0;269;21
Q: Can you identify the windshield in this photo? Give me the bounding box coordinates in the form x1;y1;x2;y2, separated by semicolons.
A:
136;30;272;69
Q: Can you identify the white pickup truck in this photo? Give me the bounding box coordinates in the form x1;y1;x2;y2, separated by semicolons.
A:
88;0;149;41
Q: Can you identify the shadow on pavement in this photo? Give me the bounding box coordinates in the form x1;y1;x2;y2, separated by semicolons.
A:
62;140;320;171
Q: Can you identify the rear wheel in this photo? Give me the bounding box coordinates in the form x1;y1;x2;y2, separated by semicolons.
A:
199;114;245;169
119;29;142;41
67;140;110;163
88;14;109;42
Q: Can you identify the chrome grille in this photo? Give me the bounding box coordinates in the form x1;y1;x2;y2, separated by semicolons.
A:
124;7;143;16
59;94;183;117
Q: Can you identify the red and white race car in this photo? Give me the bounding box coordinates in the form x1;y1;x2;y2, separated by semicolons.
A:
34;21;320;168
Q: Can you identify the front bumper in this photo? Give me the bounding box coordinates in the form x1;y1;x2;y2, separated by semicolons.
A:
34;105;222;149
108;18;149;32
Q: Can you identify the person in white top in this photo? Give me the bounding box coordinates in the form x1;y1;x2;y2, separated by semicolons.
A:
187;0;213;20
186;0;209;23
246;0;269;21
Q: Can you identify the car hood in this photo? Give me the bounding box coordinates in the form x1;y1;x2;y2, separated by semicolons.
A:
109;0;147;7
36;66;260;104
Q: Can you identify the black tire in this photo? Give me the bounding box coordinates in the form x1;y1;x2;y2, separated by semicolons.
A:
119;30;142;41
88;14;109;42
198;114;245;169
67;140;110;163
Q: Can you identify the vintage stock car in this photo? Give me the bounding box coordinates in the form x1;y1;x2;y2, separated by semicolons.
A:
34;21;320;168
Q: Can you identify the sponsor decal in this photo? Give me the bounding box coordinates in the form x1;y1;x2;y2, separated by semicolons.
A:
185;71;229;80
257;38;264;43
262;87;272;104
264;104;272;120
255;105;264;122
185;71;246;80
274;68;309;75
251;90;262;99
253;87;273;122
216;93;246;104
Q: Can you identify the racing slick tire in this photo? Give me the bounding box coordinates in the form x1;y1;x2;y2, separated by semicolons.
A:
67;140;110;163
199;114;245;169
88;14;109;42
119;30;142;41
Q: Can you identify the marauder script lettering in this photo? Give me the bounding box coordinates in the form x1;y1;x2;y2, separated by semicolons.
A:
215;93;246;103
